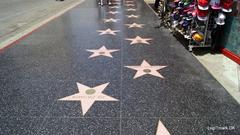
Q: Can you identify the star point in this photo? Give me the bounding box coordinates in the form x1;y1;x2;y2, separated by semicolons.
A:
108;11;120;14
125;23;145;28
103;18;120;23
126;4;135;7
109;6;120;9
126;14;139;18
97;28;120;35
126;8;136;11
58;82;118;116
125;60;167;79
111;2;121;5
86;46;119;58
156;120;171;135
125;36;152;45
125;1;134;3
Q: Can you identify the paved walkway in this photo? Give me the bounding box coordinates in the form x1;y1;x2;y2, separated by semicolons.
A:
0;0;84;49
0;0;239;134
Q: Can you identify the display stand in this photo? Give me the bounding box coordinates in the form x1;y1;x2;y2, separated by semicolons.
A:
156;0;228;52
188;9;213;51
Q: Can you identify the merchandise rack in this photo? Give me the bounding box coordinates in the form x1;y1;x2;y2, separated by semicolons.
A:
157;0;219;52
188;9;216;51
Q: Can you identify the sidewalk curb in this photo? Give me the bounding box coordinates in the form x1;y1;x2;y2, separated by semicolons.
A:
0;0;85;52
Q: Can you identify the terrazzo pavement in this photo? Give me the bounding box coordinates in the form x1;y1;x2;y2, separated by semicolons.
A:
0;0;239;134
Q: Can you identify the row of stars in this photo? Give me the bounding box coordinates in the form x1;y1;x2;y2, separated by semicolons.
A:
59;0;168;115
98;6;152;45
58;0;171;134
94;1;167;79
107;3;170;134
88;45;167;78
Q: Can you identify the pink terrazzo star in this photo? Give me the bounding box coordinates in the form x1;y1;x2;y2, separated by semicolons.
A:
109;6;120;9
126;4;135;7
86;46;119;58
125;36;152;45
125;23;144;28
156;120;171;135
108;11;120;14
103;18;120;23
126;14;139;18
59;82;118;116
97;28;120;35
125;60;167;79
126;8;136;11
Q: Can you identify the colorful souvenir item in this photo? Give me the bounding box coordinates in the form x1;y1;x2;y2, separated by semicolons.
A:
215;12;226;25
192;31;205;42
197;7;209;21
198;0;209;10
221;0;233;12
210;0;221;9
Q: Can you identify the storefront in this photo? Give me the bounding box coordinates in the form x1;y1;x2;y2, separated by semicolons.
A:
221;0;240;64
155;0;240;64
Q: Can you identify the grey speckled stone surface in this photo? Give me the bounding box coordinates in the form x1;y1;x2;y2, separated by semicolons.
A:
0;0;239;134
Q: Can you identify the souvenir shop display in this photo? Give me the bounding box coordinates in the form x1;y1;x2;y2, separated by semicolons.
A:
156;0;233;51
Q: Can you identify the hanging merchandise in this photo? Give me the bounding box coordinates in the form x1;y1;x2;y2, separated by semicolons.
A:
215;12;226;25
177;1;185;9
192;8;198;17
171;10;181;27
156;0;233;51
186;12;194;20
191;31;205;42
198;0;209;10
210;0;221;10
221;0;233;12
197;7;209;21
183;0;194;6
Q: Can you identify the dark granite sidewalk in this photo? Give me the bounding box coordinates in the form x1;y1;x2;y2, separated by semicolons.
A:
0;0;239;134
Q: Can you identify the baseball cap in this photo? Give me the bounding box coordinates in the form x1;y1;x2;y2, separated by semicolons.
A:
221;0;233;12
198;0;209;10
215;12;226;25
210;0;221;9
197;7;209;21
